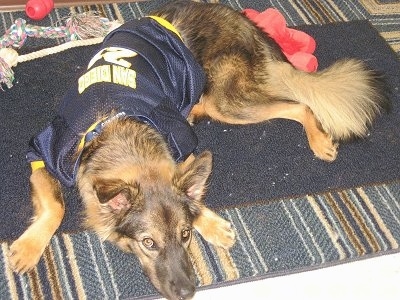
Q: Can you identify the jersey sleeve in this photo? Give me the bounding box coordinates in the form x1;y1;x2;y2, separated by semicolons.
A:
26;115;80;187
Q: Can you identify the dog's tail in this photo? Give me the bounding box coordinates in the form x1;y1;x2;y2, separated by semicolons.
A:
267;59;390;140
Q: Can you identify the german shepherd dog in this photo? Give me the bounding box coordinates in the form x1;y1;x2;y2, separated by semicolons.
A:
9;1;389;299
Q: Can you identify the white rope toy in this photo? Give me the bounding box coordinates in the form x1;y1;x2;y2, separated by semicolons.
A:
0;13;121;90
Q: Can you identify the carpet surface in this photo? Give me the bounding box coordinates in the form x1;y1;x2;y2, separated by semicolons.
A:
0;0;399;299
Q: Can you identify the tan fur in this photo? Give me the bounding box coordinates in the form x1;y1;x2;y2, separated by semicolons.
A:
155;1;389;162
9;168;64;273
77;119;177;241
193;207;235;248
77;118;234;299
264;60;385;140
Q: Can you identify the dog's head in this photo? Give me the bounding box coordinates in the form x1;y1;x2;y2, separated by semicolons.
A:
82;149;212;300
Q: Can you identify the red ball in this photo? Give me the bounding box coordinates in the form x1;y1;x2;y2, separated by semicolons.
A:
25;0;54;21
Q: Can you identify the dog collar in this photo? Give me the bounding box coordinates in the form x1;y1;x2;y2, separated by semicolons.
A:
78;112;127;151
31;112;129;173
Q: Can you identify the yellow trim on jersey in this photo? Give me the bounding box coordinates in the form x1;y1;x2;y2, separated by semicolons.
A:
31;160;45;172
30;119;105;174
148;16;182;40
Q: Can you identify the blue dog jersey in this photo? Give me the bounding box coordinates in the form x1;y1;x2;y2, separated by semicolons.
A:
27;17;206;187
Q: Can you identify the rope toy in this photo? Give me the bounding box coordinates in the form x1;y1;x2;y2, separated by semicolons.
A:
0;13;121;90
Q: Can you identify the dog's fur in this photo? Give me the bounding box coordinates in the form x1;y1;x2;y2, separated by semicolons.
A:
9;1;389;299
153;1;389;163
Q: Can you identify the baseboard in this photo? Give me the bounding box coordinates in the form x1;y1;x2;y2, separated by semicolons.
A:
0;1;144;12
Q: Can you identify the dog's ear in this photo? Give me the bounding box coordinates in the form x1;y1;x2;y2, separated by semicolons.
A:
174;151;213;208
94;179;143;212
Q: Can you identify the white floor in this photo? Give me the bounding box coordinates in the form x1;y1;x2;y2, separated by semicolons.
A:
192;252;400;300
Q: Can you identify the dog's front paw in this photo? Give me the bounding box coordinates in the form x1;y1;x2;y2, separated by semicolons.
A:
193;208;236;249
9;235;46;274
209;217;236;249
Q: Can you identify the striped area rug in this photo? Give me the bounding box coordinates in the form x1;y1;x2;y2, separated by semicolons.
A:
1;0;399;299
1;182;399;299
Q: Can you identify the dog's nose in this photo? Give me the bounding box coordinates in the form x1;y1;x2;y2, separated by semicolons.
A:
176;286;195;300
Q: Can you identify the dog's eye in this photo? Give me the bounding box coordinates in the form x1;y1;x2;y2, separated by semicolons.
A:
182;229;191;242
142;238;155;249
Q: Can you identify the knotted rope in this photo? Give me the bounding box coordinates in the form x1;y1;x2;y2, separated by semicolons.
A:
0;13;121;90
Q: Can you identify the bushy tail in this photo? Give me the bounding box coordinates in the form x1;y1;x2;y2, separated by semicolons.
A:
268;59;390;140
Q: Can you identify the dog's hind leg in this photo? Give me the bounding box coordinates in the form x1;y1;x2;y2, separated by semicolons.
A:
191;93;338;161
9;168;64;273
188;52;338;161
248;101;339;161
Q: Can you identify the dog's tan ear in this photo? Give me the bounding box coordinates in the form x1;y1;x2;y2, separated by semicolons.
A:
174;151;213;205
94;179;142;212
